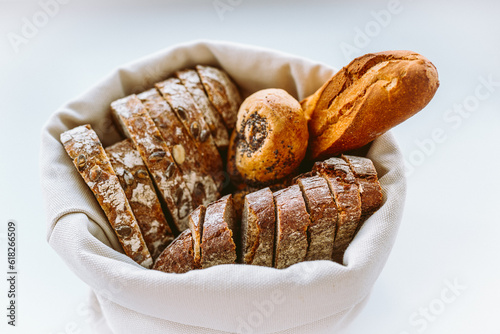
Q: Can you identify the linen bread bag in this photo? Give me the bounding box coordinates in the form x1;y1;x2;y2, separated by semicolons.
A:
40;40;406;334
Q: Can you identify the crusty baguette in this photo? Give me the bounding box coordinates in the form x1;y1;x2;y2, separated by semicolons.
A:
153;229;199;274
106;139;174;259
137;88;220;206
196;65;241;131
296;175;338;261
303;50;439;159
60;125;153;268
201;194;237;268
176;69;230;149
241;188;275;266
188;205;206;268
313;157;362;263
156;78;225;190
111;95;194;232
341;154;383;221
273;185;310;269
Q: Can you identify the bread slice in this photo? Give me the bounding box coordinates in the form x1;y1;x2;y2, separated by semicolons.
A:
313;157;362;263
153;229;198;274
137;88;220;206
296;175;338;261
196;65;241;131
341;155;383;220
201;194;237;268
273;185;310;269
241;188;275;267
188;205;206;268
60;125;153;268
111;95;194;232
106;139;174;259
156;78;225;190
176;69;230;149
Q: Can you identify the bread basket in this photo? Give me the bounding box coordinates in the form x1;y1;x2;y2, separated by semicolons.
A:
40;40;406;334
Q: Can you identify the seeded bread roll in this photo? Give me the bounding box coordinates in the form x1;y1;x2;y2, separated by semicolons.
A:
232;88;309;186
296;175;338;261
303;50;439;159
196;65;241;131
60;125;153;268
111;95;194;232
313;158;362;263
241;188;276;267
188;205;206;268
153;229;199;274
273;185;310;269
341;155;383;221
156;78;225;190
201;195;237;268
177;69;230;149
106;139;174;259
138;88;220;206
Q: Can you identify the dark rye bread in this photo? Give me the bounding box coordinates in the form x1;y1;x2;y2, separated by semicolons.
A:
296;175;338;261
176;69;230;149
313;157;362;263
156;78;225;190
137;88;220;206
341;155;383;220
111;95;194;232
196;65;241;131
201;194;237;268
241;188;275;266
106;139;174;259
153;229;199;274
188;205;206;268
60;125;153;268
273;185;310;269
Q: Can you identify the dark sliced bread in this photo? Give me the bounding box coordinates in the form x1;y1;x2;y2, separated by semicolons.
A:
153;229;198;274
313;157;362;263
273;185;310;269
296;175;338;261
241;188;275;267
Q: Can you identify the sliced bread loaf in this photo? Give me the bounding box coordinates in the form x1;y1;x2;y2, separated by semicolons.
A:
153;229;198;274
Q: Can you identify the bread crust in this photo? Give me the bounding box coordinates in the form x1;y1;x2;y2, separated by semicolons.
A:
313;157;361;263
138;88;220;207
153;229;199;274
296;175;338;261
201;195;237;268
111;95;194;232
196;65;241;131
177;69;230;149
233;89;308;185
241;188;275;266
156;78;225;190
188;205;206;268
303;50;439;159
106;139;174;259
273;185;310;269
60;125;153;268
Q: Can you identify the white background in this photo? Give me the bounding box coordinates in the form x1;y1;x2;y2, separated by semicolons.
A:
1;0;499;333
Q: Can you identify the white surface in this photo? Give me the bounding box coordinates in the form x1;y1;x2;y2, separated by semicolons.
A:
0;0;499;333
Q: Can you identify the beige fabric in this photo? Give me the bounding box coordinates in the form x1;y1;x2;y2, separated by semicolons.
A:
40;40;406;334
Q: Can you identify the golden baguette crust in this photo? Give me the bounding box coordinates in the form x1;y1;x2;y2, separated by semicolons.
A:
111;95;194;232
106;139;174;259
303;50;439;159
60;125;153;268
153;229;199;274
188;205;206;268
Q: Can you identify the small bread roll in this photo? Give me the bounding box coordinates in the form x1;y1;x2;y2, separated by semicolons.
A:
232;89;308;185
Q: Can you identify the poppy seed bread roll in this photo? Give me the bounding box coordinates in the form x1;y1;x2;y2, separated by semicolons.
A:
232;88;308;186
